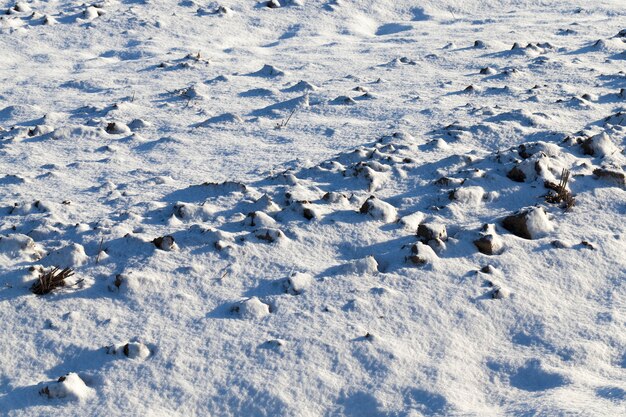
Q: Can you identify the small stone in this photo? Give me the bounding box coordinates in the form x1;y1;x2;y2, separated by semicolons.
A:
507;166;526;182
480;265;496;274
474;224;504;255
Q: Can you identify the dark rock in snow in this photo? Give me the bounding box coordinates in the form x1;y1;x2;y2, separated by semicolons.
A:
507;166;526;182
417;223;447;242
502;207;552;240
474;224;504;255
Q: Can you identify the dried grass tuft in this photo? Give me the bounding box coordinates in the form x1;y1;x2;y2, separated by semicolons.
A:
545;169;575;210
31;267;74;295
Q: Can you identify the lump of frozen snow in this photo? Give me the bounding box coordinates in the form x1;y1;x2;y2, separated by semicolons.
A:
427;238;447;255
245;211;277;228
0;234;44;261
502;207;553;239
604;111;626;127
267;0;281;8
105;122;131;135
196;113;243;126
287;201;320;220
254;228;286;243
322;191;349;205
581;133;618;158
491;284;511;299
128;119;151;131
106;341;151;360
249;64;285;77
399;211;425;231
40;373;94;401
43;244;88;267
12;2;32;13
450;186;485;205
173;202;215;222
234;297;271;319
82;6;104;20
408;242;438;265
342;256;379;276
284;272;313;295
330;96;357;105
359;196;397;223
283;80;318;92
248;194;281;213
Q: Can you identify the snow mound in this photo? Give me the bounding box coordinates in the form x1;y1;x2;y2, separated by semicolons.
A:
245;211;277;228
582;133;619;158
0;234;44;261
399;211;425;231
248;64;286;77
196;113;243;126
359;196;397;223
42;244;89;267
107;341;151;360
40;373;94;401
234;297;271;319
105;122;131;135
254;228;286;243
409;242;438;265
450;186;485;205
173;202;216;222
284;272;313;295
342;256;379;276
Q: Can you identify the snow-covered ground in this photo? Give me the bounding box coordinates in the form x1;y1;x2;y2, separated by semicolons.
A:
1;1;625;415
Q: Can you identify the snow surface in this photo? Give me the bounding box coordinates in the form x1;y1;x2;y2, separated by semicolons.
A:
0;0;625;416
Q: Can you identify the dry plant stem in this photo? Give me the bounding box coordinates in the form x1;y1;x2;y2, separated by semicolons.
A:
31;267;75;295
546;169;575;210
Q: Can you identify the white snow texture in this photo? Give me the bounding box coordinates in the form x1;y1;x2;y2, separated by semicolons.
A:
0;0;625;416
